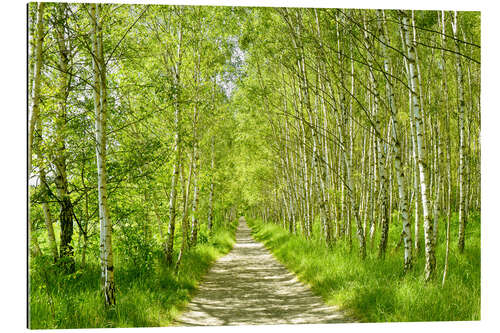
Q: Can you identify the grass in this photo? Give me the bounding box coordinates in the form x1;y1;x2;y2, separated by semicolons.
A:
247;212;480;322
29;220;237;329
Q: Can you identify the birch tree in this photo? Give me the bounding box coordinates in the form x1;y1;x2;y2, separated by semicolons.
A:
53;3;75;272
28;2;45;258
401;10;435;280
91;3;115;306
377;9;413;270
452;11;467;253
165;10;183;265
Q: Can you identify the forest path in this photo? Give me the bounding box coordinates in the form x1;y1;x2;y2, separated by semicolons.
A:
174;217;351;326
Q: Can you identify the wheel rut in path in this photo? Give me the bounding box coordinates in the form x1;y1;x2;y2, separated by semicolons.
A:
175;217;352;326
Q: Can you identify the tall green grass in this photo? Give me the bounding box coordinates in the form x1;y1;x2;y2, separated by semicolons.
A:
29;220;237;329
248;212;480;322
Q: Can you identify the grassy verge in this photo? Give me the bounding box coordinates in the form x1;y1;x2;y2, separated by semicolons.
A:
247;213;480;322
29;220;237;329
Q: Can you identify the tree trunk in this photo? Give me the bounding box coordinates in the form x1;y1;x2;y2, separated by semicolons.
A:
401;11;436;281
40;168;59;262
441;10;452;286
378;9;412;271
165;142;180;264
452;11;467;253
28;2;45;260
28;2;44;181
165;21;183;265
91;3;115;306
189;139;200;247
33;92;58;262
54;4;74;273
176;152;194;272
208;136;215;232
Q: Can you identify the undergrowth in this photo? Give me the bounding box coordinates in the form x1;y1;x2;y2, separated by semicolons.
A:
29;220;237;329
248;212;480;322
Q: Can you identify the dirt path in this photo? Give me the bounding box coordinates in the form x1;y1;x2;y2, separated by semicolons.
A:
175;217;351;326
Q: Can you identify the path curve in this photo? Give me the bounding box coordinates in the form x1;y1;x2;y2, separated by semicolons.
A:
175;217;351;326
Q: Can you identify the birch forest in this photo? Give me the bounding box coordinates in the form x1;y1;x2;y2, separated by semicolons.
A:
27;2;481;328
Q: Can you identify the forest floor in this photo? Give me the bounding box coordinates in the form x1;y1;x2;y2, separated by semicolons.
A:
174;217;353;326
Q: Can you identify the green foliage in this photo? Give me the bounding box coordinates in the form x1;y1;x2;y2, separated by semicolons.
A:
248;213;480;322
29;2;480;328
115;223;158;274
29;220;237;329
413;10;439;28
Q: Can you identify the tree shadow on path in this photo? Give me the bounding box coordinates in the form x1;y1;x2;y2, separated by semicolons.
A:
174;217;354;326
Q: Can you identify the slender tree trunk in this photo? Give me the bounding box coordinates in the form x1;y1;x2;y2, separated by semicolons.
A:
441;10;452;286
28;2;46;259
369;132;377;246
33;97;59;261
432;123;442;247
189;138;200;247
165;22;183;265
165;142;180;264
176;155;193;272
54;4;75;273
91;3;115;306
208;136;215;232
452;11;467;253
189;47;201;246
81;170;89;266
40;168;59;261
378;9;412;270
28;2;44;182
401;11;435;280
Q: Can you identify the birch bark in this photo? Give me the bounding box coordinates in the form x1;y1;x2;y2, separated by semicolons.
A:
207;136;215;231
452;11;467;253
440;10;453;286
377;9;412;270
176;156;193;272
189;40;201;247
361;16;389;259
401;11;436;280
53;4;75;272
91;3;115;305
165;19;183;264
28;2;44;179
28;3;46;258
189;134;200;246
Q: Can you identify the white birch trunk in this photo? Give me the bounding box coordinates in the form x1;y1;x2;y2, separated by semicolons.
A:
28;2;44;179
207;136;215;231
165;21;183;264
377;9;412;270
53;4;75;272
452;11;467;253
175;156;193;272
40;167;59;261
401;11;436;280
190;40;201;246
91;3;115;306
190;137;200;246
441;10;452;286
28;2;45;259
362;15;389;258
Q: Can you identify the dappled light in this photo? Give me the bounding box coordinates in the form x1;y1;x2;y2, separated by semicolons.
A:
175;217;351;326
27;1;481;328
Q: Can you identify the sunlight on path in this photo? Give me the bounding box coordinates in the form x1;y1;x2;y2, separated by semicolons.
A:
174;217;352;326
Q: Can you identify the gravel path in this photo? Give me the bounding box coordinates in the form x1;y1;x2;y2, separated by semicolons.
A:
174;217;351;326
